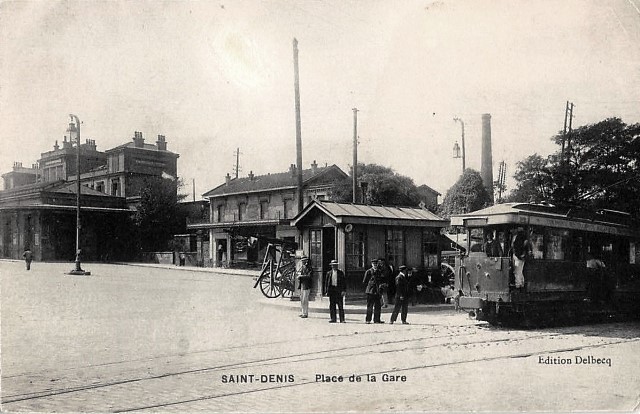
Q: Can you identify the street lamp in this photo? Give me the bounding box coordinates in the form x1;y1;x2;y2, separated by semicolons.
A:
67;114;90;276
453;117;465;173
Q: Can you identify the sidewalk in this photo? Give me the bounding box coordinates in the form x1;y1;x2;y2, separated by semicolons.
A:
113;262;455;315
1;259;454;315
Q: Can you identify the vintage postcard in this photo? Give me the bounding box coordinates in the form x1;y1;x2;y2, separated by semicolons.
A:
1;1;639;413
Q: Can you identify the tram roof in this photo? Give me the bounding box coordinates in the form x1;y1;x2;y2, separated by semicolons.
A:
450;203;639;237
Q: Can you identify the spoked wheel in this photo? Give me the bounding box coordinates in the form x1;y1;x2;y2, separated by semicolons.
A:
279;269;295;298
259;274;282;298
441;262;456;285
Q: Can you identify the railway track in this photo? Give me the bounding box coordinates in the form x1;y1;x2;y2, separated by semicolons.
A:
3;322;638;412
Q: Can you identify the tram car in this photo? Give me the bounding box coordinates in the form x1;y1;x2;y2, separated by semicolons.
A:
450;203;640;325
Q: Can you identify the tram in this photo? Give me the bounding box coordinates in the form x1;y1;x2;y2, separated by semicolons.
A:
450;203;640;326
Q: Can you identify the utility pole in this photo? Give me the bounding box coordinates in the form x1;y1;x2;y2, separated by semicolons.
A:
562;101;575;166
192;178;196;202
566;102;574;166
497;160;507;202
352;108;358;203
293;38;304;214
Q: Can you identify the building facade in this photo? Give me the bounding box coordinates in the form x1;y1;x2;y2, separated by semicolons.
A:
0;130;179;261
188;162;348;267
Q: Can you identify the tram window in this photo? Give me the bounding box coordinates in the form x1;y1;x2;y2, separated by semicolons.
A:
569;233;584;262
546;229;570;260
529;228;545;260
468;228;484;253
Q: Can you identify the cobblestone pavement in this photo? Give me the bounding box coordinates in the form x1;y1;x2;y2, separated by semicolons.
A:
2;261;639;413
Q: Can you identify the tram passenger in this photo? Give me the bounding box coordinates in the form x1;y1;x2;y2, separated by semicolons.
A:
510;228;529;289
586;251;607;303
484;232;503;257
324;259;346;323
297;256;312;318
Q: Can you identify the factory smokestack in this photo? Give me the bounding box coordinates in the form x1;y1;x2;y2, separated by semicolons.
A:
481;113;494;204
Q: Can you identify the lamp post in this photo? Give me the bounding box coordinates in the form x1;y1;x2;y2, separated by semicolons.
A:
67;114;90;275
453;117;465;173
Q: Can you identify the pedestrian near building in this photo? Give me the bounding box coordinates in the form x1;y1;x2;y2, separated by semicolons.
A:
378;258;392;307
22;247;33;271
362;258;384;324
323;259;346;323
298;256;312;318
390;265;410;324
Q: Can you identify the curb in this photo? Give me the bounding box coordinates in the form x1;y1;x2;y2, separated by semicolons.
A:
111;262;261;278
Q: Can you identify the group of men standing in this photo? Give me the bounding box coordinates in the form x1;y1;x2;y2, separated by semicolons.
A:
363;258;410;324
297;256;411;324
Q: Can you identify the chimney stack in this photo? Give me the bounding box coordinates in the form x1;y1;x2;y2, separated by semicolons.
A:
225;172;231;185
311;160;318;174
481;113;494;204
248;170;254;180
133;131;145;148
289;164;297;177
54;140;59;151
156;134;167;151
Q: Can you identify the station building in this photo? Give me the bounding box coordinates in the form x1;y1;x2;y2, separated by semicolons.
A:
0;131;179;261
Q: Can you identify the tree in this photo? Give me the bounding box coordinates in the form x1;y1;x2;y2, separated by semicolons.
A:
330;163;422;206
506;154;555;203
508;118;640;216
133;177;187;252
438;169;491;218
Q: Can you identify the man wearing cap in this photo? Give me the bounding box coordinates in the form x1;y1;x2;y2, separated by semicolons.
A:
297;256;313;318
390;265;410;324
324;259;346;323
363;258;384;324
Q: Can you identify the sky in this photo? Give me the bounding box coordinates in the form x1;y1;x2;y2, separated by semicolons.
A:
1;0;639;200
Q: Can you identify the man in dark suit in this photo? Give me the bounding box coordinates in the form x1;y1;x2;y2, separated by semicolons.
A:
324;259;347;323
390;265;410;324
363;258;384;324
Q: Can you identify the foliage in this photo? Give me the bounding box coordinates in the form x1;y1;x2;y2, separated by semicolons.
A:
438;169;491;218
133;177;187;252
505;154;555;203
330;163;422;206
508;118;640;216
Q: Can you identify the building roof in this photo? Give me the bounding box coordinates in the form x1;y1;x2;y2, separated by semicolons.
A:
203;164;347;198
417;184;441;196
291;200;448;228
105;141;178;157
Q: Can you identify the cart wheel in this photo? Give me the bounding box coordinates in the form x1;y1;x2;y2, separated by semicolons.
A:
259;275;282;298
279;270;295;298
441;262;456;285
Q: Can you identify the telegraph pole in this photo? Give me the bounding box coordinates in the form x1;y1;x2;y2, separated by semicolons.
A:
293;38;304;214
352;108;358;203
